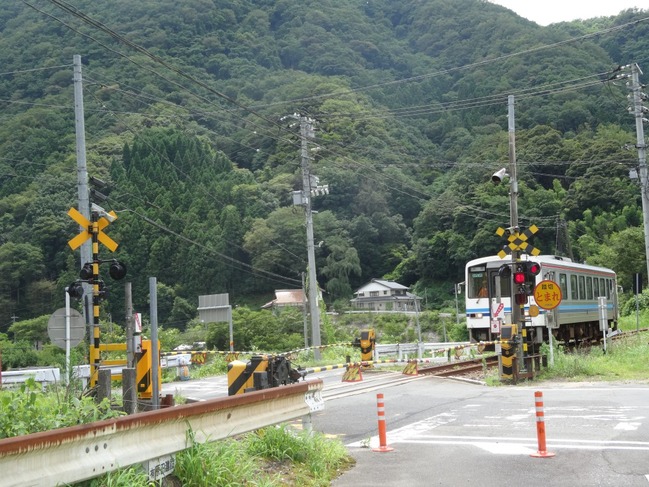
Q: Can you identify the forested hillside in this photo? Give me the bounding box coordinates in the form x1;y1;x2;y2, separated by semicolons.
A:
1;0;648;331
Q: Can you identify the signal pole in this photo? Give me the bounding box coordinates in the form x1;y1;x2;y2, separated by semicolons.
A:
507;95;525;376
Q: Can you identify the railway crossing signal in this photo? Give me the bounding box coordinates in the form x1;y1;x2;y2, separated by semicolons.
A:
496;225;541;259
67;207;119;252
513;263;528;304
66;203;125;388
510;260;541;305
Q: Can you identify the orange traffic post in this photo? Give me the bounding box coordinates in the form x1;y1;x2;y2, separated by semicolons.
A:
530;391;555;458
372;393;394;452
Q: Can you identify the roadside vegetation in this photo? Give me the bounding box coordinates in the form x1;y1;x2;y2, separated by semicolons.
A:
483;310;649;385
72;426;352;487
2;298;647;483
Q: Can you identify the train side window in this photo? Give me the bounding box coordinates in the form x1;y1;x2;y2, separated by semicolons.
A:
570;275;578;300
601;278;607;299
606;279;611;299
594;277;600;298
578;276;586;300
586;277;593;300
559;273;568;300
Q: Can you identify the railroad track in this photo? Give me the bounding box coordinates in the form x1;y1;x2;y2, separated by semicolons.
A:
321;370;426;401
320;357;499;401
418;355;499;378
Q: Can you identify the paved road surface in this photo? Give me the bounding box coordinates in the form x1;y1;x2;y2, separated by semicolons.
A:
311;373;649;487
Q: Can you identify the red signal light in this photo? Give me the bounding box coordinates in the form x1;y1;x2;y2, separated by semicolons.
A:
513;272;526;284
527;262;541;275
513;263;526;284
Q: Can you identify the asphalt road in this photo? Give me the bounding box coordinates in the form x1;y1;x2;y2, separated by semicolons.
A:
310;372;649;487
161;368;649;486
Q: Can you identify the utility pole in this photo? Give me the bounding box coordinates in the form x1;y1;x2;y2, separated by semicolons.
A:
628;64;649;282
285;113;329;360
300;116;322;360
73;55;92;324
282;113;329;360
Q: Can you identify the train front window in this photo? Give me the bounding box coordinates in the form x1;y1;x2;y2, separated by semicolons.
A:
468;268;488;299
495;270;511;297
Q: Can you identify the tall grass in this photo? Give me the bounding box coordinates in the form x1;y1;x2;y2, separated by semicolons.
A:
538;333;649;381
78;425;352;487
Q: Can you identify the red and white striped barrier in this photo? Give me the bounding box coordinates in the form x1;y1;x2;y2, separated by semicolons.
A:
530;391;555;458
372;393;394;452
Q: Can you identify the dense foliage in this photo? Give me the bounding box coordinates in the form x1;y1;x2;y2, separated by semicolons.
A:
1;0;649;342
0;379;121;439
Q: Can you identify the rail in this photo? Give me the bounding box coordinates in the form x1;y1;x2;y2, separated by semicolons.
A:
0;379;324;487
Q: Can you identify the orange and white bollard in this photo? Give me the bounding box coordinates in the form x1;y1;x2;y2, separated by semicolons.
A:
372;393;394;452
530;391;555;458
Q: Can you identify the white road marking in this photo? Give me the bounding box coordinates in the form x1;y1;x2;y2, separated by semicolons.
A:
347;402;649;454
349;434;649;452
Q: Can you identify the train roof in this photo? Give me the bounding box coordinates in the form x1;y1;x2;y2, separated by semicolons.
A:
465;254;616;275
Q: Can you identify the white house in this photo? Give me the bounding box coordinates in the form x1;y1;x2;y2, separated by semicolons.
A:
350;279;421;312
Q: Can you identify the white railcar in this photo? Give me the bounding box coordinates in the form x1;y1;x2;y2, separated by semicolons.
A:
465;255;618;345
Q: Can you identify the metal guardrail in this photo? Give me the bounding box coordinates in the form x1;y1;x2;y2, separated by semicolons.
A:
0;367;61;388
374;342;472;361
0;379;324;487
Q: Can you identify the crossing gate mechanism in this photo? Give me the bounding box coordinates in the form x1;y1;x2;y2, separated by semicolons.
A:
227;355;304;396
353;329;375;362
136;339;161;399
499;324;517;380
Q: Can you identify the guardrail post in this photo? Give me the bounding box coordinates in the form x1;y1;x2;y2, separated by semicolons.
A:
372;393;394;452
530;391;555;458
96;369;111;404
302;413;313;435
122;368;137;414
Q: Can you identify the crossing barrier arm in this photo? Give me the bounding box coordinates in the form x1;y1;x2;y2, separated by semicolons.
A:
0;380;324;487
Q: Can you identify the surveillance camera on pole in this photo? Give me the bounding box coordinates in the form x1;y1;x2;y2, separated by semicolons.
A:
491;168;509;185
91;202;117;222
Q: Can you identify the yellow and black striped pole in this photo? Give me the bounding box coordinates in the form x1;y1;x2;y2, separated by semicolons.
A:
90;210;101;388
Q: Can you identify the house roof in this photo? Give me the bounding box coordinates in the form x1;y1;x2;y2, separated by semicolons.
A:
371;279;408;290
261;289;306;309
353;278;409;295
350;292;421;303
274;289;305;305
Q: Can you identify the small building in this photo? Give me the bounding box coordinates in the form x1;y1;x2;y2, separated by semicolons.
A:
261;289;306;311
350;279;421;312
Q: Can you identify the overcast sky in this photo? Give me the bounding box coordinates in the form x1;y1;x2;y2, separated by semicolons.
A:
488;1;646;26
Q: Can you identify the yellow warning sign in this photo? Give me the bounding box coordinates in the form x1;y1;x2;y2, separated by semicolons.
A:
342;366;363;382
402;361;418;376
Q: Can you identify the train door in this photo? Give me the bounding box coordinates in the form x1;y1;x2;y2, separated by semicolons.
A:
487;267;511;338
